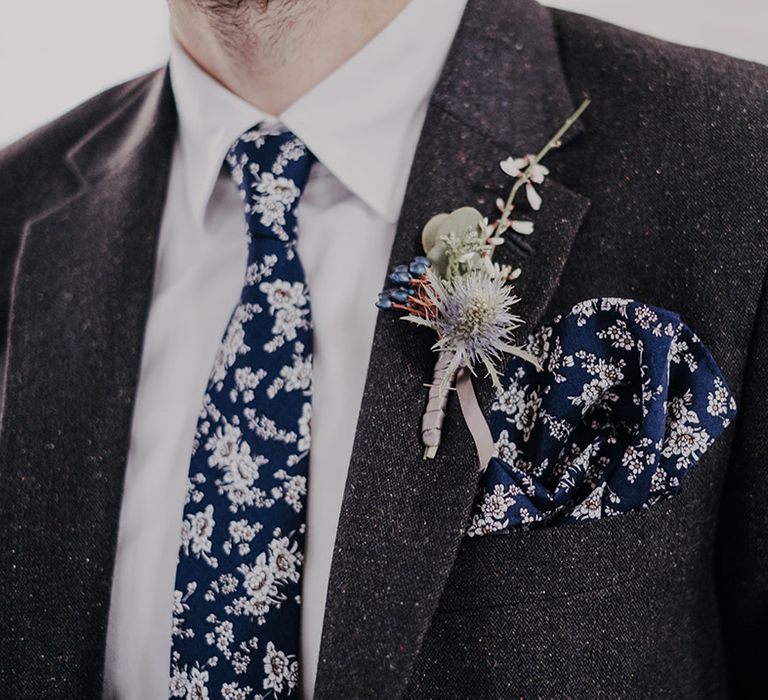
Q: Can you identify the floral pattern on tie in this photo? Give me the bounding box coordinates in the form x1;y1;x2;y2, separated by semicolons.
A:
170;126;315;699
468;298;737;535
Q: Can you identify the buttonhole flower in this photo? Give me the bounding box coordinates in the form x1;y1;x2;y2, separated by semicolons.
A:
404;269;539;391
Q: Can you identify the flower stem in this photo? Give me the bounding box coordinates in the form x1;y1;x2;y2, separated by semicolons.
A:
497;97;591;234
422;350;456;459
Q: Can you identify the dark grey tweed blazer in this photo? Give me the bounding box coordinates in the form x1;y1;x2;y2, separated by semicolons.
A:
1;0;767;697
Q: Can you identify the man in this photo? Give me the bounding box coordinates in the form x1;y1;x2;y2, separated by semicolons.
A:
0;0;766;697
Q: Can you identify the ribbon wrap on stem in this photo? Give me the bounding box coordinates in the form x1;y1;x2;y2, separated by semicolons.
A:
421;350;454;459
421;349;495;469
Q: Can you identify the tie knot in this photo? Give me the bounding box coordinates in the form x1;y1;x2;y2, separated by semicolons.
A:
225;125;315;244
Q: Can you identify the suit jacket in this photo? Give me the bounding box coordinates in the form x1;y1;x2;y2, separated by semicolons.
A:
1;1;767;697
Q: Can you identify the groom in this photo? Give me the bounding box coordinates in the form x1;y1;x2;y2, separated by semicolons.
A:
1;0;766;697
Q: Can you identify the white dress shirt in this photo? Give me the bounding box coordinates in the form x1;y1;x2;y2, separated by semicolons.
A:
103;1;468;697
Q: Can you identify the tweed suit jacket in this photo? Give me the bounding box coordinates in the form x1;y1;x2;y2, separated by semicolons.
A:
1;0;767;697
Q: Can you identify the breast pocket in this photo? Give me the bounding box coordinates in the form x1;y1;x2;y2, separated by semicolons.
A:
441;493;683;612
405;450;729;699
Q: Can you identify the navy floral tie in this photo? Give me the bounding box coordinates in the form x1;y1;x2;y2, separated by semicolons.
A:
170;125;315;700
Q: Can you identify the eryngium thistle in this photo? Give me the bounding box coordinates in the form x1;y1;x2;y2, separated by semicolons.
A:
413;269;534;390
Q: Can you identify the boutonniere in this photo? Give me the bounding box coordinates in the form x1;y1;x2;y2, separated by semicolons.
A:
376;99;591;462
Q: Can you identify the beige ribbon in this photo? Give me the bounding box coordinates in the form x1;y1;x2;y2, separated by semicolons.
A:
455;368;495;471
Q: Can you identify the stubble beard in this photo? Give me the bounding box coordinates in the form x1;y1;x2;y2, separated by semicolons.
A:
191;0;313;59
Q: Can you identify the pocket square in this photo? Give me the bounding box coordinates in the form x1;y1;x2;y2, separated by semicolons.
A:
467;298;737;536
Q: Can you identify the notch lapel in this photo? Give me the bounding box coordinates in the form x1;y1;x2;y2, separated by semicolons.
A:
314;0;590;697
0;69;176;695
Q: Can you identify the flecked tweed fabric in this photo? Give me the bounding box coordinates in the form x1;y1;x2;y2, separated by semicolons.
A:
1;0;767;698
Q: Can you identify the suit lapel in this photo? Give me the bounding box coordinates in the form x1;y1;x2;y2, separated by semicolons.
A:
0;69;176;694
314;0;590;697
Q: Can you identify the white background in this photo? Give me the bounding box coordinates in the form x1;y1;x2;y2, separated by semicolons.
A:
1;0;766;147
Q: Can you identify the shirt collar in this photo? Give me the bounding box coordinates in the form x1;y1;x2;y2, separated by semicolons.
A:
169;0;468;226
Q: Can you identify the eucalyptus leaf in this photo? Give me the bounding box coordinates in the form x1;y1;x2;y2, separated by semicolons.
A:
436;207;483;243
421;213;449;253
426;240;449;278
422;207;484;257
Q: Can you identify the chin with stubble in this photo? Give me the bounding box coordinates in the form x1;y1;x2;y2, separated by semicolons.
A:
167;0;405;113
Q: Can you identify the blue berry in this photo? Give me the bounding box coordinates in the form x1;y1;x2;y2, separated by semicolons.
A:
389;270;412;285
409;261;428;277
389;289;410;303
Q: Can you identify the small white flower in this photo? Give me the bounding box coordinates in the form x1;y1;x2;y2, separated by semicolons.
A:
269;536;302;583
206;619;235;654
228;519;257;544
279;355;312;392
707;377;731;418
221;682;252;700
484;483;517;520
181;505;215;559
570;485;604;521
169;667;188;697
187;666;210;700
282;474;307;512
225;152;248;188
271;306;305;343
231;651;251;675
259;279;306;312
206;423;243;468
255;172;300;206
499;154;549;184
529;162;550;184
272;138;307;175
525;182;542;210
297;402;311;453
239;123;283;148
252;196;286;228
499;156;529;177
510;220;534;235
239;554;278;606
262;642;298;694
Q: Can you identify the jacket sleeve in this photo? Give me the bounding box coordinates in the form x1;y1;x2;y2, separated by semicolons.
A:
719;266;768;696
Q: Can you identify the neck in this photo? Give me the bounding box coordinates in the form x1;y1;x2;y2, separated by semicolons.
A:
169;0;410;115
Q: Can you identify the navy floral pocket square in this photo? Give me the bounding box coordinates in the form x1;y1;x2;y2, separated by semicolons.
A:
468;298;737;536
